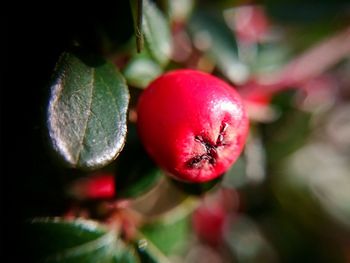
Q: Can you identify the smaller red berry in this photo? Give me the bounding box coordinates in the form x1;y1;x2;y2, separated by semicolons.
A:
227;5;269;44
69;173;115;200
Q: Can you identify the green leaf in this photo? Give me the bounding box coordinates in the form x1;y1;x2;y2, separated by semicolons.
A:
133;237;171;263
250;43;291;75
25;217;117;263
141;215;190;255
47;52;130;170
131;180;197;255
123;55;162;88
189;10;249;85
113;240;140;263
143;0;173;66
117;167;162;199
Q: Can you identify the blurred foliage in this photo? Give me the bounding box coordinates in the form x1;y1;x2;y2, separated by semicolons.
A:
4;0;350;262
114;123;162;199
24;218;118;263
141;215;190;255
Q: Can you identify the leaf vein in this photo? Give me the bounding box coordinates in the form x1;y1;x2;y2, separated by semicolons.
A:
75;69;95;165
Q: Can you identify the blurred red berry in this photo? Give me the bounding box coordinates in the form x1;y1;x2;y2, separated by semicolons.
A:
69;173;115;200
226;5;270;44
192;201;227;245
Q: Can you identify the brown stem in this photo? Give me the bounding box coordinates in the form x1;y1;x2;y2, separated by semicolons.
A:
256;26;350;92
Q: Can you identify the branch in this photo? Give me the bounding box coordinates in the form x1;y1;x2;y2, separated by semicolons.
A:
258;26;350;92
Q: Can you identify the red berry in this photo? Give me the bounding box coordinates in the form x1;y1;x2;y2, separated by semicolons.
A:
137;69;249;183
69;173;115;200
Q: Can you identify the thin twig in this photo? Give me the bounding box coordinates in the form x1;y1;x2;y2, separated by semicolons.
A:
136;0;144;53
256;26;350;92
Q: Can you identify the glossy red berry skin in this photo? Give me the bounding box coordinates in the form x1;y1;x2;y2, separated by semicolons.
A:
137;69;249;183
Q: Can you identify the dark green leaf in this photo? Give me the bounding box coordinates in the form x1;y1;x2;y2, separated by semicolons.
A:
47;52;130;170
143;0;173;66
189;10;249;84
25;217;117;263
123;55;162;88
117;167;162;199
